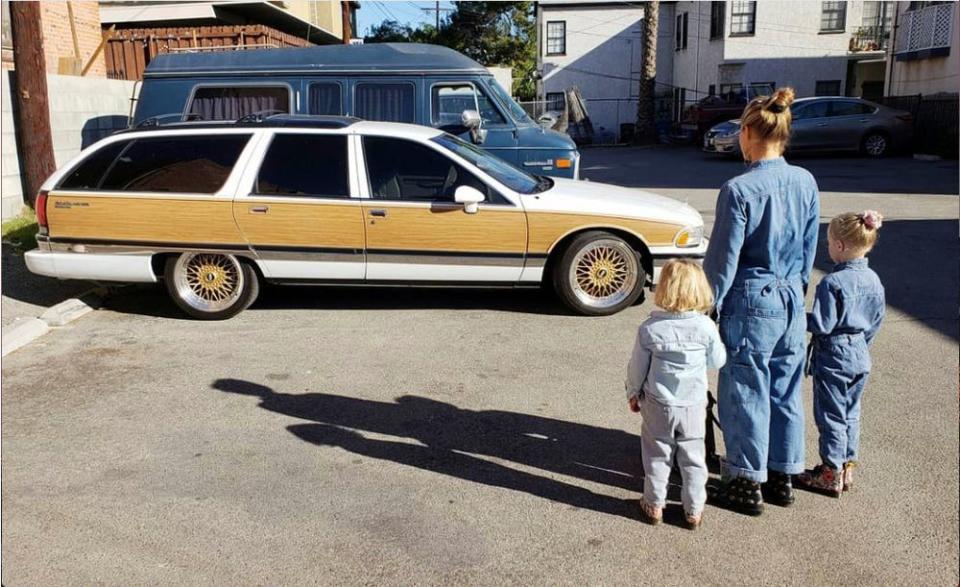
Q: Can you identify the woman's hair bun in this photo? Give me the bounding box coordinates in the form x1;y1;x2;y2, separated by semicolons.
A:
766;87;795;113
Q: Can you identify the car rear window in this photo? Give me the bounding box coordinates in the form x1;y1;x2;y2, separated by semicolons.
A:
96;135;251;194
255;134;349;198
59;140;132;190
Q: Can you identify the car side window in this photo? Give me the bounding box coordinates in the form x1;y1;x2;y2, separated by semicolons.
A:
355;83;415;123
308;83;342;116
793;101;830;120
255;134;349;198
431;84;507;127
829;101;874;117
58;140;131;190
363;136;501;204
187;86;290;121
98;135;251;194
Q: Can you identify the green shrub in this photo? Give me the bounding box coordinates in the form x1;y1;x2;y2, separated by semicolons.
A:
2;210;39;253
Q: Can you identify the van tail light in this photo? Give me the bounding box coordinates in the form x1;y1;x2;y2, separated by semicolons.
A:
896;113;914;123
35;190;49;235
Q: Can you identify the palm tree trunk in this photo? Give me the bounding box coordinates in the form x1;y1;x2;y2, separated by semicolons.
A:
635;0;659;144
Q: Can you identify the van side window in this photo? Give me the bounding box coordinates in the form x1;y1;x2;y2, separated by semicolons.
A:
188;86;290;121
354;83;415;123
256;134;349;198
308;83;342;116
58;140;131;190
99;135;251;193
431;85;506;127
363;136;501;204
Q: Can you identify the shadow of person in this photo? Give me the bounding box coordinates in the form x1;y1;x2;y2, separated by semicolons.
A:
287;423;639;521
211;378;643;491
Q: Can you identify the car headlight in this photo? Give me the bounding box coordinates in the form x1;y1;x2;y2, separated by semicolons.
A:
674;225;704;248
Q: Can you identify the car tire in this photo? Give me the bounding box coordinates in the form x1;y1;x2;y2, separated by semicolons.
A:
861;131;889;157
552;231;646;316
164;253;259;320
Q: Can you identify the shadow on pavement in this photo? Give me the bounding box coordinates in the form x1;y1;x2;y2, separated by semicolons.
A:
813;219;959;342
1;243;92;310
211;378;702;524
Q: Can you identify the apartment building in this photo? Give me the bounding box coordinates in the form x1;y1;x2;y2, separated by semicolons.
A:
886;1;957;96
538;0;897;141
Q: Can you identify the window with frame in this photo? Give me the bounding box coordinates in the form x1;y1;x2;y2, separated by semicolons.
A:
750;82;775;97
1;1;12;51
820;1;847;32
363;136;497;204
815;80;842;96
187;86;290;121
730;1;757;35
829;101;875;116
710;2;725;39
355;83;416;123
58;140;132;190
256;134;349;198
431;84;506;127
676;12;689;50
719;83;746;103
308;82;342;115
546;21;566;55
546;92;566;112
98;135;251;193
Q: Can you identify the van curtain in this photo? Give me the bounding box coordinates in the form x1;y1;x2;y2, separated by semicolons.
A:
189;87;289;121
355;84;415;123
308;83;343;116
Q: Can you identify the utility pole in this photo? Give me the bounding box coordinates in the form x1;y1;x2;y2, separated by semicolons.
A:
635;0;659;144
9;1;56;207
421;2;453;29
341;1;352;44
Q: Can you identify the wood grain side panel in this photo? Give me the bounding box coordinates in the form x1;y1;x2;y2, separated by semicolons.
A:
527;212;681;254
46;193;244;244
234;199;365;249
363;205;527;253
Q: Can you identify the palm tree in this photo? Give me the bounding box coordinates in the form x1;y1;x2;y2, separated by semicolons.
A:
635;0;659;144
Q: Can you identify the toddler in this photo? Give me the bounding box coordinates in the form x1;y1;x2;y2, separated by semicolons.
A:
625;259;726;529
798;211;885;497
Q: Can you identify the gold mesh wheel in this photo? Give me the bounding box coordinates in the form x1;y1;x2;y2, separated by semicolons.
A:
567;238;639;310
173;253;245;313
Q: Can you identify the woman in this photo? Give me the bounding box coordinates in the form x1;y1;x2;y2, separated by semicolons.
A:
703;87;820;515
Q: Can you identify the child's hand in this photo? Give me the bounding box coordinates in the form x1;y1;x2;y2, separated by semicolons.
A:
628;396;640;413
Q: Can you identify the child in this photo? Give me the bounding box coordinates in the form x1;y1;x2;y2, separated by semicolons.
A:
798;210;886;497
625;259;726;529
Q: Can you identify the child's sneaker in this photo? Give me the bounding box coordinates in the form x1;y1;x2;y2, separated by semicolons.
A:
708;476;764;516
842;462;855;492
638;497;662;525
684;511;703;530
761;470;795;506
796;464;843;497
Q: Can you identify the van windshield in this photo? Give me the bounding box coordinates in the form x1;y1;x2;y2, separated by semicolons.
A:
486;81;534;125
432;134;550;194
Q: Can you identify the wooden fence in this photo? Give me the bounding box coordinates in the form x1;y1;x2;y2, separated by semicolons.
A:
105;25;314;81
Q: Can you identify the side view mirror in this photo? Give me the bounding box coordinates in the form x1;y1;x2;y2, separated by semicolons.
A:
454;185;485;214
461;109;486;144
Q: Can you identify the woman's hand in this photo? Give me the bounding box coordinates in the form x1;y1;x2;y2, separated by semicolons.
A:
628;396;641;413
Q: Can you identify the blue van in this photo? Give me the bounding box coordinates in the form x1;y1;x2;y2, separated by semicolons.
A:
133;43;581;178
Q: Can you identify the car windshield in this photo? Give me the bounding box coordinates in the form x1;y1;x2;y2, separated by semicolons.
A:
486;80;534;124
431;134;550;194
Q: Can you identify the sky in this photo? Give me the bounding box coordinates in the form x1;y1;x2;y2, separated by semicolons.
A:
356;1;457;37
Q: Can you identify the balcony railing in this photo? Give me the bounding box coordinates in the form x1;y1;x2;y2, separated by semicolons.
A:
896;3;954;57
850;25;889;51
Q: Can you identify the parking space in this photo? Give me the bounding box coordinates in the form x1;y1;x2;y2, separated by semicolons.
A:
2;146;957;585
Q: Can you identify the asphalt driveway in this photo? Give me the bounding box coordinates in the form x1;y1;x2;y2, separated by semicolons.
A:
2;147;958;586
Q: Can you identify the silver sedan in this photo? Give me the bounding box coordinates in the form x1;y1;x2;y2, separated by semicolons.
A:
703;97;915;157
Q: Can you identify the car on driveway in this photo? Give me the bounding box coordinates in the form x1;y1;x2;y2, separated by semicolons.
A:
703;97;914;157
26;115;707;319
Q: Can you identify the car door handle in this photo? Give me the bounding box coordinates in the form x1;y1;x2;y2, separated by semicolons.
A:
369;209;388;218
249;205;270;214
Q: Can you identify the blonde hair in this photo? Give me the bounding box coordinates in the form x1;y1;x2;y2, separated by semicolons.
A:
740;87;796;151
829;210;883;254
654;259;714;313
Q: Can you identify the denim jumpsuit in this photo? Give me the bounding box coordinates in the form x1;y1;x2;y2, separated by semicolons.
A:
703;157;820;483
625;311;727;515
807;258;885;470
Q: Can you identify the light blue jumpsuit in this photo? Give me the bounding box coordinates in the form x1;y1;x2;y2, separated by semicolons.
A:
807;257;885;470
703;157;820;483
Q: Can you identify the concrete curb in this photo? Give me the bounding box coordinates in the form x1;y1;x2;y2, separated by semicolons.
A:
1;287;107;357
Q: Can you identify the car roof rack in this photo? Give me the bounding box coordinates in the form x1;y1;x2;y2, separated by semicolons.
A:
122;114;362;134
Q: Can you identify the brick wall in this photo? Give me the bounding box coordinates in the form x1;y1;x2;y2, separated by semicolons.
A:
40;1;106;77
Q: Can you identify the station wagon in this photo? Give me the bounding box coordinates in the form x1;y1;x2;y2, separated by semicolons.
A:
26;116;707;319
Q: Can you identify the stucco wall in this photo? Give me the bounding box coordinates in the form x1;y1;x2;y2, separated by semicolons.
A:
887;3;960;96
1;72;136;220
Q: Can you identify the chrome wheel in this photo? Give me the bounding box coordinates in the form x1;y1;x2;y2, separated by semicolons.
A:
864;133;887;156
173;253;244;313
568;238;639;310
